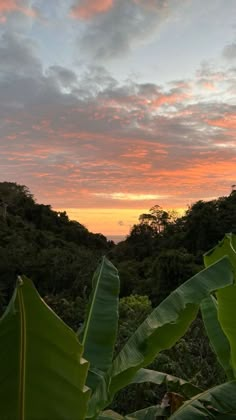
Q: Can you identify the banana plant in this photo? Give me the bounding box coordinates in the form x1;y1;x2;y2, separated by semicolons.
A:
164;233;236;419
83;255;234;419
201;233;236;378
0;252;235;419
0;275;90;420
174;233;236;419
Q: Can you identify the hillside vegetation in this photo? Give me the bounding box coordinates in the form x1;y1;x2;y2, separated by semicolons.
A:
110;191;236;305
1;181;236;413
0;182;112;328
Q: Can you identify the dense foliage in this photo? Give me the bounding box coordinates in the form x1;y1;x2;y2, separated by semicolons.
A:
0;245;235;419
110;191;236;304
0;182;112;314
1;181;236;415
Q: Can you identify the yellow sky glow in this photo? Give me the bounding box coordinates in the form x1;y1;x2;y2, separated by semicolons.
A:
56;207;186;237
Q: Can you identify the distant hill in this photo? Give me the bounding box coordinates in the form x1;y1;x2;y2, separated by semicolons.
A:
107;234;126;243
0;182;113;311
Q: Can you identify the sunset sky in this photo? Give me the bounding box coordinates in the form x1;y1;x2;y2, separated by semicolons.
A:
0;0;235;237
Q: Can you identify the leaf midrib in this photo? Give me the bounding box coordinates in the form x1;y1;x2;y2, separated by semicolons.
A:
82;257;105;347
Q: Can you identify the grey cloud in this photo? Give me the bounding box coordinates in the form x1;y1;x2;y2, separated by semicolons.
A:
74;0;180;61
0;31;80;108
0;31;42;78
47;66;78;88
76;65;118;96
0;32;234;143
0;31;235;208
137;83;161;96
31;0;69;19
223;42;236;60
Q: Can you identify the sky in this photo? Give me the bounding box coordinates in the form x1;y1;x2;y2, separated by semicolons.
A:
0;0;236;237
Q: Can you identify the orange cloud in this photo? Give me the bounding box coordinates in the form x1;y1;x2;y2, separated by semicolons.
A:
71;0;114;19
0;0;37;19
0;0;18;13
206;114;236;130
0;60;235;238
202;82;215;91
151;92;190;108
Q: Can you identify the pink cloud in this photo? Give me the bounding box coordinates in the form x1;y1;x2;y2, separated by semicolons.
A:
202;82;216;91
0;0;37;20
0;0;18;13
70;0;114;20
0;59;235;221
206;114;236;130
151;92;190;108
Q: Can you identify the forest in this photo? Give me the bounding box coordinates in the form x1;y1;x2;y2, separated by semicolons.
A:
1;181;236;418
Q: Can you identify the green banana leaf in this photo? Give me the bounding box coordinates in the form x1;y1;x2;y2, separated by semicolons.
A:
0;276;90;420
109;257;234;398
81;257;120;417
204;233;236;377
98;406;168;420
81;257;120;374
85;367;109;418
131;368;201;398
126;405;168;419
97;410;124;419
169;380;236;419
201;295;233;379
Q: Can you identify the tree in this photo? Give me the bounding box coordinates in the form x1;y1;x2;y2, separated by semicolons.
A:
139;205;173;234
151;249;200;304
127;223;155;259
0;182;35;220
182;200;220;253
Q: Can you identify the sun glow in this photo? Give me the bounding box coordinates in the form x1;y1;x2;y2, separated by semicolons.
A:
56;207;186;236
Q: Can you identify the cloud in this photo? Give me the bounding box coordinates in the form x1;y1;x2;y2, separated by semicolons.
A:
0;0;37;21
71;0;181;60
93;193;169;200
71;0;114;20
206;114;236;130
0;0;19;15
0;28;236;211
222;42;236;60
47;66;78;89
0;32;41;76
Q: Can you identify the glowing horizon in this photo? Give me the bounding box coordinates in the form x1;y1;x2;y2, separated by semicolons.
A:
0;0;235;235
55;206;187;236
